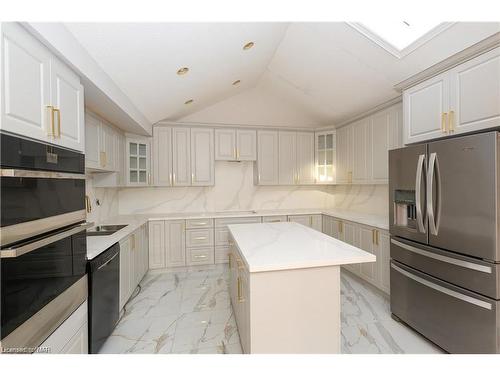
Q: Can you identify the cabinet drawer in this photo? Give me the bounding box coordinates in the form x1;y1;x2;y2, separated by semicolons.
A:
391;260;499;353
262;215;287;223
215;227;230;246
215;216;261;228
215;246;230;264
186;218;214;229
186;228;214;248
186;247;214;266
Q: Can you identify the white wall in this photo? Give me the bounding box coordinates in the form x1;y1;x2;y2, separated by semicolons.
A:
118;161;335;215
177;73;324;128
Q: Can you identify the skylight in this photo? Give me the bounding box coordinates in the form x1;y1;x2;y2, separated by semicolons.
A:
348;22;453;58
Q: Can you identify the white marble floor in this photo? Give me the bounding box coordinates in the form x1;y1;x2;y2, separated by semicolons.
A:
99;264;443;354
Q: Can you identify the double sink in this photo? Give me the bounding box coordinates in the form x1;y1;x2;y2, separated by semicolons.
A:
87;224;128;236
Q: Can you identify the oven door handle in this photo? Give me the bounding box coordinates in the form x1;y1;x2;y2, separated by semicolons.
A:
1;222;94;258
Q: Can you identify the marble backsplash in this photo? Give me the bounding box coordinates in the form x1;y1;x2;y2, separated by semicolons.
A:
118;161;336;215
85;174;119;224
85;162;388;222
333;184;389;216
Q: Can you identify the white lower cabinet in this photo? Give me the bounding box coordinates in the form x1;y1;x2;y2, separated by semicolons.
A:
287;214;322;231
119;224;148;311
322;214;390;294
38;301;88;354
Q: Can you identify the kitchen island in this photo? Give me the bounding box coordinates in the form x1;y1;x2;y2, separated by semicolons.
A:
227;221;375;354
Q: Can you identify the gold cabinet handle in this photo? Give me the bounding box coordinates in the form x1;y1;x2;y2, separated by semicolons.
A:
53;108;61;138
234;146;237;159
228;253;232;268
372;229;376;245
376;230;379;246
193;254;207;259
338;221;343;234
449;110;455;133
347;171;352;184
441;112;448;134
191;173;194;183
236;148;240;160
372;229;379;245
194;236;207;240
173;173;176;185
46;105;55;137
169;173;172;186
237;276;245;303
85;195;92;213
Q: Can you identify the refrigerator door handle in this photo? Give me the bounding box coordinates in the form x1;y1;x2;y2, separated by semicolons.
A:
415;154;426;233
427;152;442;236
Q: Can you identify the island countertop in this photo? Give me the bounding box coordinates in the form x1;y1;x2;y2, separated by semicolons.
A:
227;222;376;273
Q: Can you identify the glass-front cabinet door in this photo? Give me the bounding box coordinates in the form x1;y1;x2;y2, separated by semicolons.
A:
126;136;151;186
315;130;336;184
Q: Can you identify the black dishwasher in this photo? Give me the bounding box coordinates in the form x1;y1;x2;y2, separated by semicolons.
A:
87;243;120;354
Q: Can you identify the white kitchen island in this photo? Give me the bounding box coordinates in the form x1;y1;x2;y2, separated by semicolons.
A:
227;222;375;354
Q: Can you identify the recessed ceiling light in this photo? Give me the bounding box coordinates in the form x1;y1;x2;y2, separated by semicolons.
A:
177;67;189;75
184;99;194;105
243;42;254;50
232;80;241;86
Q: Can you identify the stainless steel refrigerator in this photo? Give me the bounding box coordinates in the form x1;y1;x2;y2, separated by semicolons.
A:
389;131;500;354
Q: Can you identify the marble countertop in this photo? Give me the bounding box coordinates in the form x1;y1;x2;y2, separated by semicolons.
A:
86;208;388;260
228;222;376;273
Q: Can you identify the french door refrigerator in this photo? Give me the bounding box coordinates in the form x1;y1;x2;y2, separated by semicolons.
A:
389;131;500;354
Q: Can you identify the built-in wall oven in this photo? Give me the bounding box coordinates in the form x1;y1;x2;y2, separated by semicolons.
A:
0;133;91;353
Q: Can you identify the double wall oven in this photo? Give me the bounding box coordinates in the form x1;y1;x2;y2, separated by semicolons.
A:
0;133;90;353
389;131;500;353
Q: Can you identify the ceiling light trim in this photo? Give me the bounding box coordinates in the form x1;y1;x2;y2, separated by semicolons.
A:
347;22;455;59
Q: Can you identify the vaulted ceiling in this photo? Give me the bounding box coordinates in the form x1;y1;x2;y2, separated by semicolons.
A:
65;22;500;128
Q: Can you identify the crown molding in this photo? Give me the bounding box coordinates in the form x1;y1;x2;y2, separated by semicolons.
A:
395;31;500;92
315;96;402;131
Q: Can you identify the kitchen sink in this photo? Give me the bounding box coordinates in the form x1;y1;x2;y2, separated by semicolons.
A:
87;224;128;236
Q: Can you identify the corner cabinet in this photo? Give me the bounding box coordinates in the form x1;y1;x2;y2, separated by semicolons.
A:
404;46;500;144
1;22;85;152
126;135;152;186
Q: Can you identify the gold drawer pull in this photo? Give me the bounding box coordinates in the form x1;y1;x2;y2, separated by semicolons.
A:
194;236;207;240
193;254;208;259
449;110;455;133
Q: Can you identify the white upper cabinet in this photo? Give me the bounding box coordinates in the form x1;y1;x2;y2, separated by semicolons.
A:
100;120;116;171
236;129;256;161
84;112;101;169
255;130;279;185
336;125;353;184
1;23;85;152
296;132;315;184
50;57;85;152
448;47;500;135
336;103;401;185
1;23;51;143
172;127;191;186
404;47;500;144
352;118;369;184
215;128;236;161
215;128;256;161
278;131;297;185
404;72;449;144
190;127;214;186
126;135;151;186
153;126;172;186
315;130;336;184
369;105;402;183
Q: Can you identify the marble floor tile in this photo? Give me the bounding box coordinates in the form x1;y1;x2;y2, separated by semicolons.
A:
100;264;443;354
